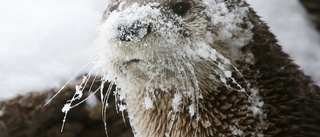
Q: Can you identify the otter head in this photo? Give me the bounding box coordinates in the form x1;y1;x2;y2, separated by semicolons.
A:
94;0;265;136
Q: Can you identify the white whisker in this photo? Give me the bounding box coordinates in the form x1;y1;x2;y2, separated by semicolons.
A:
45;60;93;106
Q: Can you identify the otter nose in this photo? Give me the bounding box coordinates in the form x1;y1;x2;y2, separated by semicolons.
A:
117;20;151;42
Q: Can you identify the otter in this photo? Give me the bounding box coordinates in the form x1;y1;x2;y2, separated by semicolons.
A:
92;0;320;136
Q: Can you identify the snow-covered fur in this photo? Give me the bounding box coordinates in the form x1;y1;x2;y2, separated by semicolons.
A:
91;0;320;136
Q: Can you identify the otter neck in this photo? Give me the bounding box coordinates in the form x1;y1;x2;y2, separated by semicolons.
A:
123;69;267;137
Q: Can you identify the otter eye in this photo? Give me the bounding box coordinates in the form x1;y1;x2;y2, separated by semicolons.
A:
172;2;190;16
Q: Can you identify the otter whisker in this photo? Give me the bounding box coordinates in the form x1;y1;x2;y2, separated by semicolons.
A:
100;77;113;136
179;56;202;135
87;70;100;92
71;86;101;109
60;68;96;132
69;72;101;108
45;60;93;106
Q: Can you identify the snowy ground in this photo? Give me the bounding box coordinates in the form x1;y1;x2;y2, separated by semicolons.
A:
0;0;319;99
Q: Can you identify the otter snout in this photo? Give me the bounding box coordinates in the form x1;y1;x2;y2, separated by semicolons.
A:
117;20;152;42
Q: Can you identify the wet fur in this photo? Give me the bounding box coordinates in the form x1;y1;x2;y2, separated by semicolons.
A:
246;8;320;136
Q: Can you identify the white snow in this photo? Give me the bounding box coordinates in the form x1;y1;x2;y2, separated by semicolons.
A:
0;0;319;100
230;125;244;136
143;96;154;109
204;121;212;128
172;93;182;112
0;0;107;100
189;104;196;117
61;103;72;113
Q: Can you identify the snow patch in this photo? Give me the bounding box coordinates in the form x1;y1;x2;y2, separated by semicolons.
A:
204;121;212;128
61;103;71;113
143;96;154;109
172;93;182;112
119;104;127;112
230;125;244;136
249;88;264;116
189;104;196;117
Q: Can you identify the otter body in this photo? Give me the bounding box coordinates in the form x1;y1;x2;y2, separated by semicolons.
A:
94;0;320;136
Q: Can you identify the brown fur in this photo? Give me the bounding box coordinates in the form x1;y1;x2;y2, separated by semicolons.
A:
246;8;320;136
100;0;320;136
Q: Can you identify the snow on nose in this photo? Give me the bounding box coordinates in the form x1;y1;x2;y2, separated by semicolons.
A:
117;20;151;42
